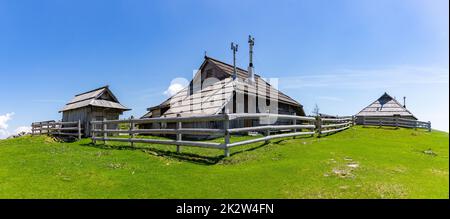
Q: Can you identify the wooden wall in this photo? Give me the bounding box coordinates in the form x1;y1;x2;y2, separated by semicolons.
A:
62;107;124;136
355;115;417;125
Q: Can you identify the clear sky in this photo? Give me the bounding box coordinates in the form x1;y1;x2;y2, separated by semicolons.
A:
0;0;448;138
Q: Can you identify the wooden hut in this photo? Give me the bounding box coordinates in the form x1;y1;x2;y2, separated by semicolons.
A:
355;92;417;124
59;85;130;136
141;56;305;136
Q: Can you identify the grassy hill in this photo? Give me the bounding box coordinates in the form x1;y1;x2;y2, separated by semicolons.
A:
0;126;448;199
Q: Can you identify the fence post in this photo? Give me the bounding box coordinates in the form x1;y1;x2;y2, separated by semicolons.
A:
86;121;89;140
317;115;322;137
39;122;42;135
362;116;365;127
103;118;107;145
414;121;418;130
263;111;270;144
78;120;81;140
292;112;297;139
130;116;134;147
379;118;382;128
224;113;230;157
58;121;62;136
428;121;431;132
352;116;355;126
394;117;398;129
91;120;96;145
176;114;181;153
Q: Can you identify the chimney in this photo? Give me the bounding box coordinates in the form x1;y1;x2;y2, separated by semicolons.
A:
403;96;406;108
247;35;255;83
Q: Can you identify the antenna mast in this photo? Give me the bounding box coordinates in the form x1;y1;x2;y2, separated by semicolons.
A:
248;35;255;67
231;42;238;80
247;35;255;83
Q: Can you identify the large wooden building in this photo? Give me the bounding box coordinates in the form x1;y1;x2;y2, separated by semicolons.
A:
141;55;305;134
355;92;417;124
59;86;130;136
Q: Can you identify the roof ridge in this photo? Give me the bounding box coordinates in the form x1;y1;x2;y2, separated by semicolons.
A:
75;85;109;96
66;97;95;105
386;93;417;117
206;56;301;106
205;56;250;74
356;92;417;119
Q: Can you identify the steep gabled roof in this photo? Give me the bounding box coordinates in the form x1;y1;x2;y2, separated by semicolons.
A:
356;92;417;119
60;86;130;112
144;56;304;118
205;56;301;107
157;77;235;118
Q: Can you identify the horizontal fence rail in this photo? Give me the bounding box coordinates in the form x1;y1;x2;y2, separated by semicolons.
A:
88;113;431;157
90;113;318;157
31;120;83;139
32;114;430;157
224;114;316;153
318;116;355;136
359;117;431;131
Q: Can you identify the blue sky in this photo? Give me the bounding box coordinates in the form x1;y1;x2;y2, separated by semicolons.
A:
0;0;448;138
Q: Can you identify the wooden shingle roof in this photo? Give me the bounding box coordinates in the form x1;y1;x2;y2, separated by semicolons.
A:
143;56;305;118
205;57;301;107
158;77;234;118
356;92;417;119
60;86;130;112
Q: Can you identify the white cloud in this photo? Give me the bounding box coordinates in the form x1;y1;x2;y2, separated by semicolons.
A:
164;83;185;96
0;129;10;139
0;112;14;130
163;78;189;97
0;112;14;139
14;126;32;134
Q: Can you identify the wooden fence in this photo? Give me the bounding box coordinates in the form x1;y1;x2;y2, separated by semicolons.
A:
31;120;83;139
29;113;432;156
90;113;317;157
317;116;355;136
359;117;431;131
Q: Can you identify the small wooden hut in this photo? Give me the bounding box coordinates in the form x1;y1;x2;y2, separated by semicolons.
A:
355;92;417;124
59;85;130;136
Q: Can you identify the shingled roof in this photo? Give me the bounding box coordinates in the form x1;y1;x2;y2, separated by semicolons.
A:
60;86;130;112
205;56;301;106
356;92;417;119
144;56;304;118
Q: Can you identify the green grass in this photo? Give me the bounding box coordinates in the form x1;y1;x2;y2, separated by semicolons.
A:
0;126;448;199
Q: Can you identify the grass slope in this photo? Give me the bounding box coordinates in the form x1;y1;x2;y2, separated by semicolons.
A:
0;126;448;198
